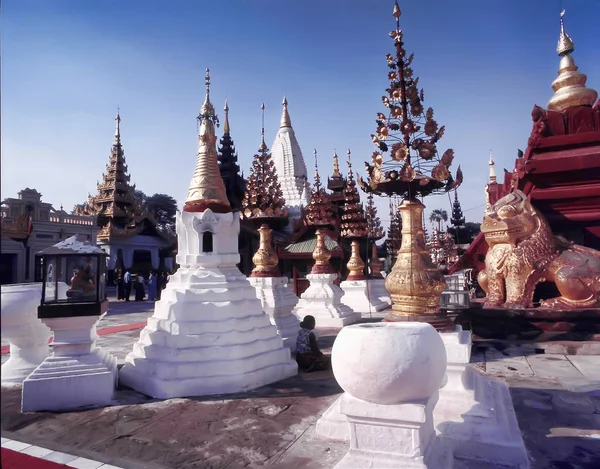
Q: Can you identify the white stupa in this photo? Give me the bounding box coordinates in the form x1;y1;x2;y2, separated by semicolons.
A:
271;97;310;229
118;69;297;399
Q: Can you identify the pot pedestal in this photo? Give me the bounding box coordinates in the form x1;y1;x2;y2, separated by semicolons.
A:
340;280;388;316
22;314;118;412
292;274;359;328
248;276;300;352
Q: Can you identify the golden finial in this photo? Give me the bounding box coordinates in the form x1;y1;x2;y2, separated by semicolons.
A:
393;1;401;28
259;103;268;152
251;224;280;277
280;96;292;128
332;149;340;177
346;148;353;177
346;240;366;280
557;10;574;56
548;10;598;111
312;228;334;274
184;69;231;213
223;99;230;135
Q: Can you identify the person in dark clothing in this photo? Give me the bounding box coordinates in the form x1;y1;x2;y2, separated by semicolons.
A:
123;270;132;301
114;269;125;300
134;275;145;301
295;315;329;372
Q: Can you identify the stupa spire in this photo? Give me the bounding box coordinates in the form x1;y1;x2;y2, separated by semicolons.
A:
489;151;497;183
114;108;121;145
548;10;598;111
184;68;231;213
450;190;465;227
280;96;292;128
218;99;246;211
340;149;368;239
259;103;268;152
332;150;341;177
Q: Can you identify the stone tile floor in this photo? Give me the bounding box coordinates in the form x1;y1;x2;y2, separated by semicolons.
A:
2;300;599;468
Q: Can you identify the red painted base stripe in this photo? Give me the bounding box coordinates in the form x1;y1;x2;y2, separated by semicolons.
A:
1;447;71;468
0;321;146;355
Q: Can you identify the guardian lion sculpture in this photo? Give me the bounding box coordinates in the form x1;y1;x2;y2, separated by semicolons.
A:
478;190;600;309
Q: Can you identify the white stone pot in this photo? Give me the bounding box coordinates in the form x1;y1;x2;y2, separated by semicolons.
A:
332;322;447;405
1;282;68;386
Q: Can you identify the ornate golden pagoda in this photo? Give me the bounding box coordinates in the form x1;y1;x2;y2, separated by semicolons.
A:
340;149;369;239
242;104;288;277
547;10;598;112
184;69;231;213
73;111;156;240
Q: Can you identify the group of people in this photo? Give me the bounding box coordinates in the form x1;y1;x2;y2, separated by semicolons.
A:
114;269;171;302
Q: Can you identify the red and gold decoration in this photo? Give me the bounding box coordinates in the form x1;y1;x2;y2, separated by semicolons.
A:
340;150;369;281
242;104;288;277
312;228;335;274
184;69;232;214
357;2;463;326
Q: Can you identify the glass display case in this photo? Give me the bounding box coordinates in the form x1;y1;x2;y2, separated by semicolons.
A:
38;235;109;318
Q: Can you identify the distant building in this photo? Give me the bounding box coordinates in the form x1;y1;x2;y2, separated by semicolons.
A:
1;188;98;284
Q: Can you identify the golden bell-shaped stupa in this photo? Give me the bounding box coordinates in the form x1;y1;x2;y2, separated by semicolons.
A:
251;224;280;277
346;240;366;281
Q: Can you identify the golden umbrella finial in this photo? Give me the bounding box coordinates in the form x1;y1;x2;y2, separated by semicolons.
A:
223;99;230;135
547;9;598;111
259;103;268;152
114;107;121;145
332;149;340;177
184;68;231;213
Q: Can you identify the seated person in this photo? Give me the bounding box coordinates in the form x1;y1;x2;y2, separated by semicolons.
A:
67;267;96;299
295;315;329;372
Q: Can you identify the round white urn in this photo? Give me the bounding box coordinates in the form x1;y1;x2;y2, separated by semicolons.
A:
1;282;68;386
331;322;447;404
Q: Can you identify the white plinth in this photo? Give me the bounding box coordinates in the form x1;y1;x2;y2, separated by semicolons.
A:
340;279;388;316
22;314;118;412
1;283;67;386
119;210;297;399
434;326;529;468
366;278;391;307
292;273;359;328
329;323;450;469
248;276;300;352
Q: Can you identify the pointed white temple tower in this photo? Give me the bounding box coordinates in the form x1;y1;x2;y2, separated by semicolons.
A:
271;97;309;228
118;70;297;399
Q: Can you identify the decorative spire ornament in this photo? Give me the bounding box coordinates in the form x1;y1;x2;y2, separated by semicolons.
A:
311;228;335;274
489;151;497;183
366;194;385;240
218;100;246;211
303;149;338;228
340;149;369;239
548;10;598;111
241;104;288;277
450;190;465;228
184;68;231;213
356;2;458;327
280;96;292;128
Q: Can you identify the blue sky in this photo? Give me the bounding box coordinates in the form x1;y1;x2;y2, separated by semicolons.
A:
2;0;599;228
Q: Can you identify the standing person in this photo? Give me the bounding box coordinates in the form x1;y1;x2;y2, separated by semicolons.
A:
123;270;132;301
295;315;329;372
114;269;125;300
147;271;157;301
134;274;145;301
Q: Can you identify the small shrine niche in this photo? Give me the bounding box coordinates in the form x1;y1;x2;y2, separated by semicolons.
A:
38;234;108;318
202;231;214;253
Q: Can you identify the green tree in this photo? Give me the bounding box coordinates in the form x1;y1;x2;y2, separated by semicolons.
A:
145;193;177;231
429;209;448;232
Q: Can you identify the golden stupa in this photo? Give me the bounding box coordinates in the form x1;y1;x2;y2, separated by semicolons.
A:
184;68;231;213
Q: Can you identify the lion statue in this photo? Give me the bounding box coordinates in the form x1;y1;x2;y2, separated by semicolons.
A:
478;190;600;309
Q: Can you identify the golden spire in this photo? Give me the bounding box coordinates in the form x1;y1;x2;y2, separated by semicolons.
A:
114;108;121;145
547;10;598;111
223;99;230;135
332;149;340;177
259;103;268;152
184;68;231;213
280;96;292;128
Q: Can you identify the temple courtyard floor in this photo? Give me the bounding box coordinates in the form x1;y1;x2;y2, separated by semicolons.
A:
2;296;599;469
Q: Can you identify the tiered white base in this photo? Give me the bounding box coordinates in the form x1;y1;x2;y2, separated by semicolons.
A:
366;278;391;307
434;327;529;468
119;266;298;399
21;315;118;412
340;279;388;316
1;283;69;386
292;273;359;328
316;326;529;468
248;276;300;352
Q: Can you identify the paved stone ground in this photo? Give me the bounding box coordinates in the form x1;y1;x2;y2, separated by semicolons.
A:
2;298;600;468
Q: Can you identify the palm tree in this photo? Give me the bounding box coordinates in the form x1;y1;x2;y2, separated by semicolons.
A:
429;209;448;232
